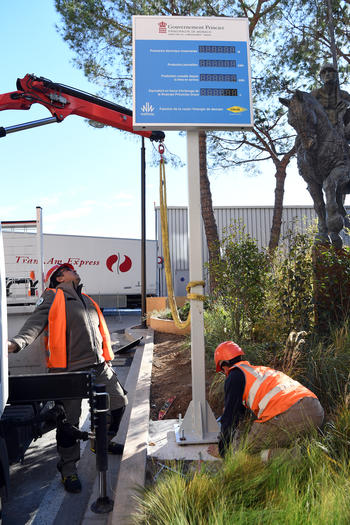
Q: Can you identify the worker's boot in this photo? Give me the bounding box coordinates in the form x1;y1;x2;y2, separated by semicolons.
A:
57;461;82;493
57;445;81;493
108;406;126;454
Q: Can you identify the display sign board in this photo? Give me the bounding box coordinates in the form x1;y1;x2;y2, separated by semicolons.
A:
133;16;253;130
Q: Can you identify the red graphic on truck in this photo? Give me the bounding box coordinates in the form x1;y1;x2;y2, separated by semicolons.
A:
106;254;132;274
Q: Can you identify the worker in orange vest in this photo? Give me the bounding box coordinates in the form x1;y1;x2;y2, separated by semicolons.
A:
8;263;128;493
208;341;324;460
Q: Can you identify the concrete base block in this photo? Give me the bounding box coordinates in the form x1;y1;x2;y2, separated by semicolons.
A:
148;420;219;461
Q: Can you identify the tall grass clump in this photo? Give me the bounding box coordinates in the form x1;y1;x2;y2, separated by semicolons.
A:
133;437;350;525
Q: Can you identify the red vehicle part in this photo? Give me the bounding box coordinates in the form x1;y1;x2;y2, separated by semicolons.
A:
0;74;164;141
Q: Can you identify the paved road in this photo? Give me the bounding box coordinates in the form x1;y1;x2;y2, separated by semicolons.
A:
2;313;141;525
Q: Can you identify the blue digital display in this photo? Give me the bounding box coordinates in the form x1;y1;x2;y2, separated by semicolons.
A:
200;88;237;96
198;45;235;53
199;59;236;67
134;38;252;128
200;74;237;82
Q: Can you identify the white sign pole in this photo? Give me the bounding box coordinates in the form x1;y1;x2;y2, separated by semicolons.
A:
133;16;252;445
175;130;219;444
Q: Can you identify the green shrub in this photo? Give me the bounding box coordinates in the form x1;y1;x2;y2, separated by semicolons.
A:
149;303;191;322
209;221;270;341
268;228;314;334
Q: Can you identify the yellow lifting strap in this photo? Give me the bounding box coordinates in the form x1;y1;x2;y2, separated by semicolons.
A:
159;144;205;330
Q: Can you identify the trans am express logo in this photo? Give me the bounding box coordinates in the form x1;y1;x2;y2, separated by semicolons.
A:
158;21;167;34
140;102;155;115
106;254;132;274
227;106;247;113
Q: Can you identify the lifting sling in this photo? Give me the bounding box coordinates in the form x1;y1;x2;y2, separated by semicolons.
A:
158;143;205;330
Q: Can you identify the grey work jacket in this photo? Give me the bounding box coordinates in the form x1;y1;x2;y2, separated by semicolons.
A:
10;282;105;371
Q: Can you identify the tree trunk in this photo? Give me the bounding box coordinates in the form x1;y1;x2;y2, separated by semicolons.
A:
199;131;220;292
268;164;287;253
268;147;295;253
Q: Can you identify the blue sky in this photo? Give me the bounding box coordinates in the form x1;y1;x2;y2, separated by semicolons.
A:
0;1;314;240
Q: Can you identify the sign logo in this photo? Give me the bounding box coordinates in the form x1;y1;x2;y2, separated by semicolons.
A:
227;106;247;113
141;102;155;114
158;21;167;34
106;254;132;274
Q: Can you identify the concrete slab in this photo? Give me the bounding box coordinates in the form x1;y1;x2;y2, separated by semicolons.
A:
109;329;154;525
81;329;152;525
148;420;219;462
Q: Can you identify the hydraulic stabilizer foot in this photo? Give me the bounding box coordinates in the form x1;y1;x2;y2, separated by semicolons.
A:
91;383;113;513
91;496;114;514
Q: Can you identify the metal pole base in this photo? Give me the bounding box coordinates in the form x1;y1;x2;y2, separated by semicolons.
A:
91;497;114;514
175;400;219;445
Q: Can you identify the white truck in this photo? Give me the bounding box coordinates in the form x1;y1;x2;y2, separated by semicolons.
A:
3;218;158;312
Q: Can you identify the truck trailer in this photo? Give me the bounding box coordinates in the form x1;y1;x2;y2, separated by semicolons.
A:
4;229;158;311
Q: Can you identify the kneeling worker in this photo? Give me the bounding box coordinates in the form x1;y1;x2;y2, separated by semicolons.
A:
209;341;324;459
8;263;128;493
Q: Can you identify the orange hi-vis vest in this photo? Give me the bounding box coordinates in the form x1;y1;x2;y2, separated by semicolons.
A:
230;361;317;423
45;288;114;368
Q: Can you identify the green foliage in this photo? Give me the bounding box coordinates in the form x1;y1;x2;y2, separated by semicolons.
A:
209;221;270;341
135;317;350;524
203;300;239;359
152;302;193;322
134;435;350;524
272;0;349;91
138;232;350;525
313;245;350;331
302;323;350;414
178;301;190;321
268;227;315;334
206;221;317;350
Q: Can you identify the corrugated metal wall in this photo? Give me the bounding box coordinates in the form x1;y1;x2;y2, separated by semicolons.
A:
155;205;320;296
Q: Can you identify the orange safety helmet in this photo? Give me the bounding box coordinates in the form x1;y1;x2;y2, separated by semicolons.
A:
214;341;245;372
45;263;75;286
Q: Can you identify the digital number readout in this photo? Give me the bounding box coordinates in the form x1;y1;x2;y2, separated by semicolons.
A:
200;88;238;96
198;45;235;53
200;74;237;82
199;60;236;68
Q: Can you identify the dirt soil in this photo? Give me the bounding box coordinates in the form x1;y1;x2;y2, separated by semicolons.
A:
150;331;219;421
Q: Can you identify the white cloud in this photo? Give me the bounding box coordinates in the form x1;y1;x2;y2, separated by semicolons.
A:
111;193;134;202
44;206;93;225
37;194;63;208
0;205;17;217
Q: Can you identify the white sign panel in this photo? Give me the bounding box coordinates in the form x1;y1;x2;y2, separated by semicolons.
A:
133;16;253;130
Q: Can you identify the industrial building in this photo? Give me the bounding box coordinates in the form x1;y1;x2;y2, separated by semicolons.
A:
155;205;331;296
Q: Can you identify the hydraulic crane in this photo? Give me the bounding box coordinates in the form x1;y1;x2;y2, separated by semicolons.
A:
0;73;164;141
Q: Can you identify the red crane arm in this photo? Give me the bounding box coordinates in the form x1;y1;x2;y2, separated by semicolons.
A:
0;74;164;141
